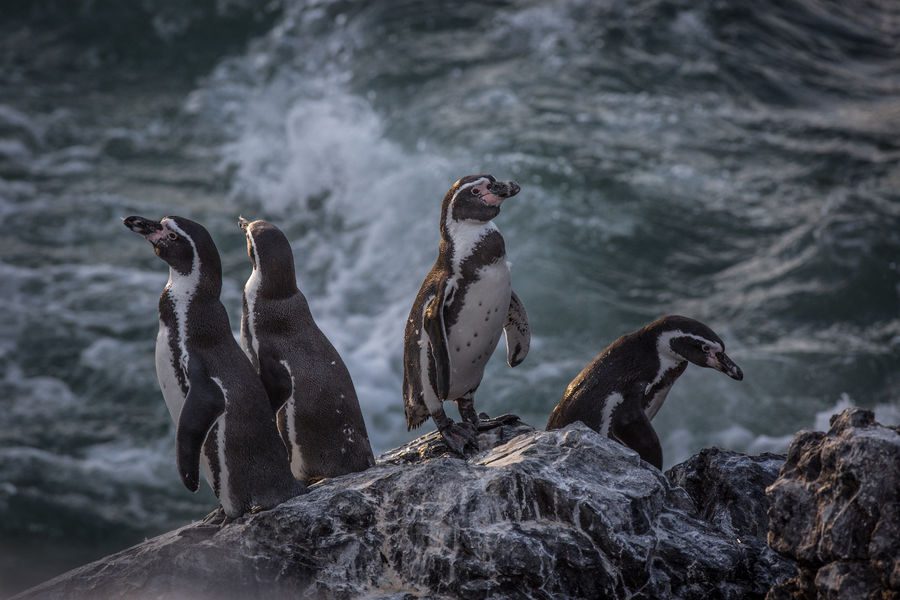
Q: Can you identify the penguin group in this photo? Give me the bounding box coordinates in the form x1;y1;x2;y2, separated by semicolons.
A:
124;174;743;520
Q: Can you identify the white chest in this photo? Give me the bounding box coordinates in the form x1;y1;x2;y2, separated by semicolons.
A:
644;382;674;421
446;261;511;397
155;322;186;423
243;268;261;360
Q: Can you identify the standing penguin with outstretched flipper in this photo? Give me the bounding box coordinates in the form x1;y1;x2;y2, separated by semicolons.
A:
547;315;743;469
124;215;303;522
239;217;375;482
403;175;531;455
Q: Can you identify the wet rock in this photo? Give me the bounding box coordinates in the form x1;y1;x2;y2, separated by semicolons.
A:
666;447;784;539
766;408;900;600
666;448;797;594
17;419;791;600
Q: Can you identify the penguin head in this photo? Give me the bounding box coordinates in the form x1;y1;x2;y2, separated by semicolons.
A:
123;215;221;284
441;174;521;226
239;217;298;295
652;315;743;381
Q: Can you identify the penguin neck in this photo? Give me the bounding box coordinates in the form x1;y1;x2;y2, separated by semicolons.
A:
249;266;299;300
165;262;220;302
163;227;223;301
440;218;500;271
647;331;688;391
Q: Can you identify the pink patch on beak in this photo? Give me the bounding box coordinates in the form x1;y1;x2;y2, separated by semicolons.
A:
481;193;504;206
473;183;503;206
146;228;168;243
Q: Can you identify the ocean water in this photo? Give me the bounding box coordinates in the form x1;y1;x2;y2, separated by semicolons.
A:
1;0;899;593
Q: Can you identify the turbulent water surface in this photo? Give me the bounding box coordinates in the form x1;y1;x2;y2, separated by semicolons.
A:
2;0;899;593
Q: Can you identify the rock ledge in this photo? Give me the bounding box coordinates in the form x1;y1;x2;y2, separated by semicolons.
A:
16;418;794;599
766;408;899;600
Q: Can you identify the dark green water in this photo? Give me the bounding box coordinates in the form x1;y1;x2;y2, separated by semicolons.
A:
1;0;899;594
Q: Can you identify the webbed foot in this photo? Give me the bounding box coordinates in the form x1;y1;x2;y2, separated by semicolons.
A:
201;506;226;524
475;412;521;431
439;420;478;456
178;507;230;536
193;506;232;528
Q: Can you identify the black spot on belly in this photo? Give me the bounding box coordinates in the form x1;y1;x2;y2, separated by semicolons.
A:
467;342;471;347
456;347;460;352
474;332;478;337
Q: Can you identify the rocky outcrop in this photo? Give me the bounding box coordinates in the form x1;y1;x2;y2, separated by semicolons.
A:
766;408;900;600
665;447;796;594
666;447;784;540
15;417;791;600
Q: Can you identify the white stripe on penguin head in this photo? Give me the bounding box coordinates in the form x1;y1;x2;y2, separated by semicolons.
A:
443;177;498;277
162;217;201;375
648;330;723;390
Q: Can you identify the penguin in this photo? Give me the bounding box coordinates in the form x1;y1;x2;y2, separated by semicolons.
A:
403;174;531;455
546;315;743;469
123;215;303;520
238;217;375;482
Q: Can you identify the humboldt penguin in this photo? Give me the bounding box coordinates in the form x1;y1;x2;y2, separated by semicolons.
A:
239;217;375;482
124;215;302;519
547;315;743;469
403;175;531;455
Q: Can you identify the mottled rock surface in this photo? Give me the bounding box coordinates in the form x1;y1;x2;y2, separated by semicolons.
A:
666;447;797;594
666;447;784;540
17;418;791;600
766;408;900;600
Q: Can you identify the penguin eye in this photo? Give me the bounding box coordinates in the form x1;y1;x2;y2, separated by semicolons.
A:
701;344;710;353
167;232;178;241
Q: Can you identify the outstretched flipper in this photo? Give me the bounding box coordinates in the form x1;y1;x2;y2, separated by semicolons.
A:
423;281;451;401
177;355;226;492
610;384;663;469
504;290;530;368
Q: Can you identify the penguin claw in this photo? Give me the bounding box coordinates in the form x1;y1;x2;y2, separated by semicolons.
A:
475;413;521;431
440;421;479;456
191;506;232;529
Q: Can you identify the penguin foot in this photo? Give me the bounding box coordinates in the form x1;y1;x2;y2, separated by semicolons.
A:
475;412;521;431
180;509;229;536
439;421;479;456
190;506;233;529
200;506;226;524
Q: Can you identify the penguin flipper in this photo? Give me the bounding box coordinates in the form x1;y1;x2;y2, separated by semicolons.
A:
503;290;530;368
423;283;451;401
177;356;226;492
258;349;293;415
611;389;662;470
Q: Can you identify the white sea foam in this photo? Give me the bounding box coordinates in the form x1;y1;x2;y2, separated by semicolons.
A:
663;393;900;467
215;81;465;450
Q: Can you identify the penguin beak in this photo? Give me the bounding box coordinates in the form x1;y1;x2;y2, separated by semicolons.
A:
490;180;520;199
123;216;166;244
712;351;743;381
481;180;521;206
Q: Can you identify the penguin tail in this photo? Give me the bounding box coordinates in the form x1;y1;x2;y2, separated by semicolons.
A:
404;402;430;431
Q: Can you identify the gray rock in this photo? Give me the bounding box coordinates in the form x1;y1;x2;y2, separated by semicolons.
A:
666;447;797;595
766;408;900;600
666;447;785;540
16;419;791;600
